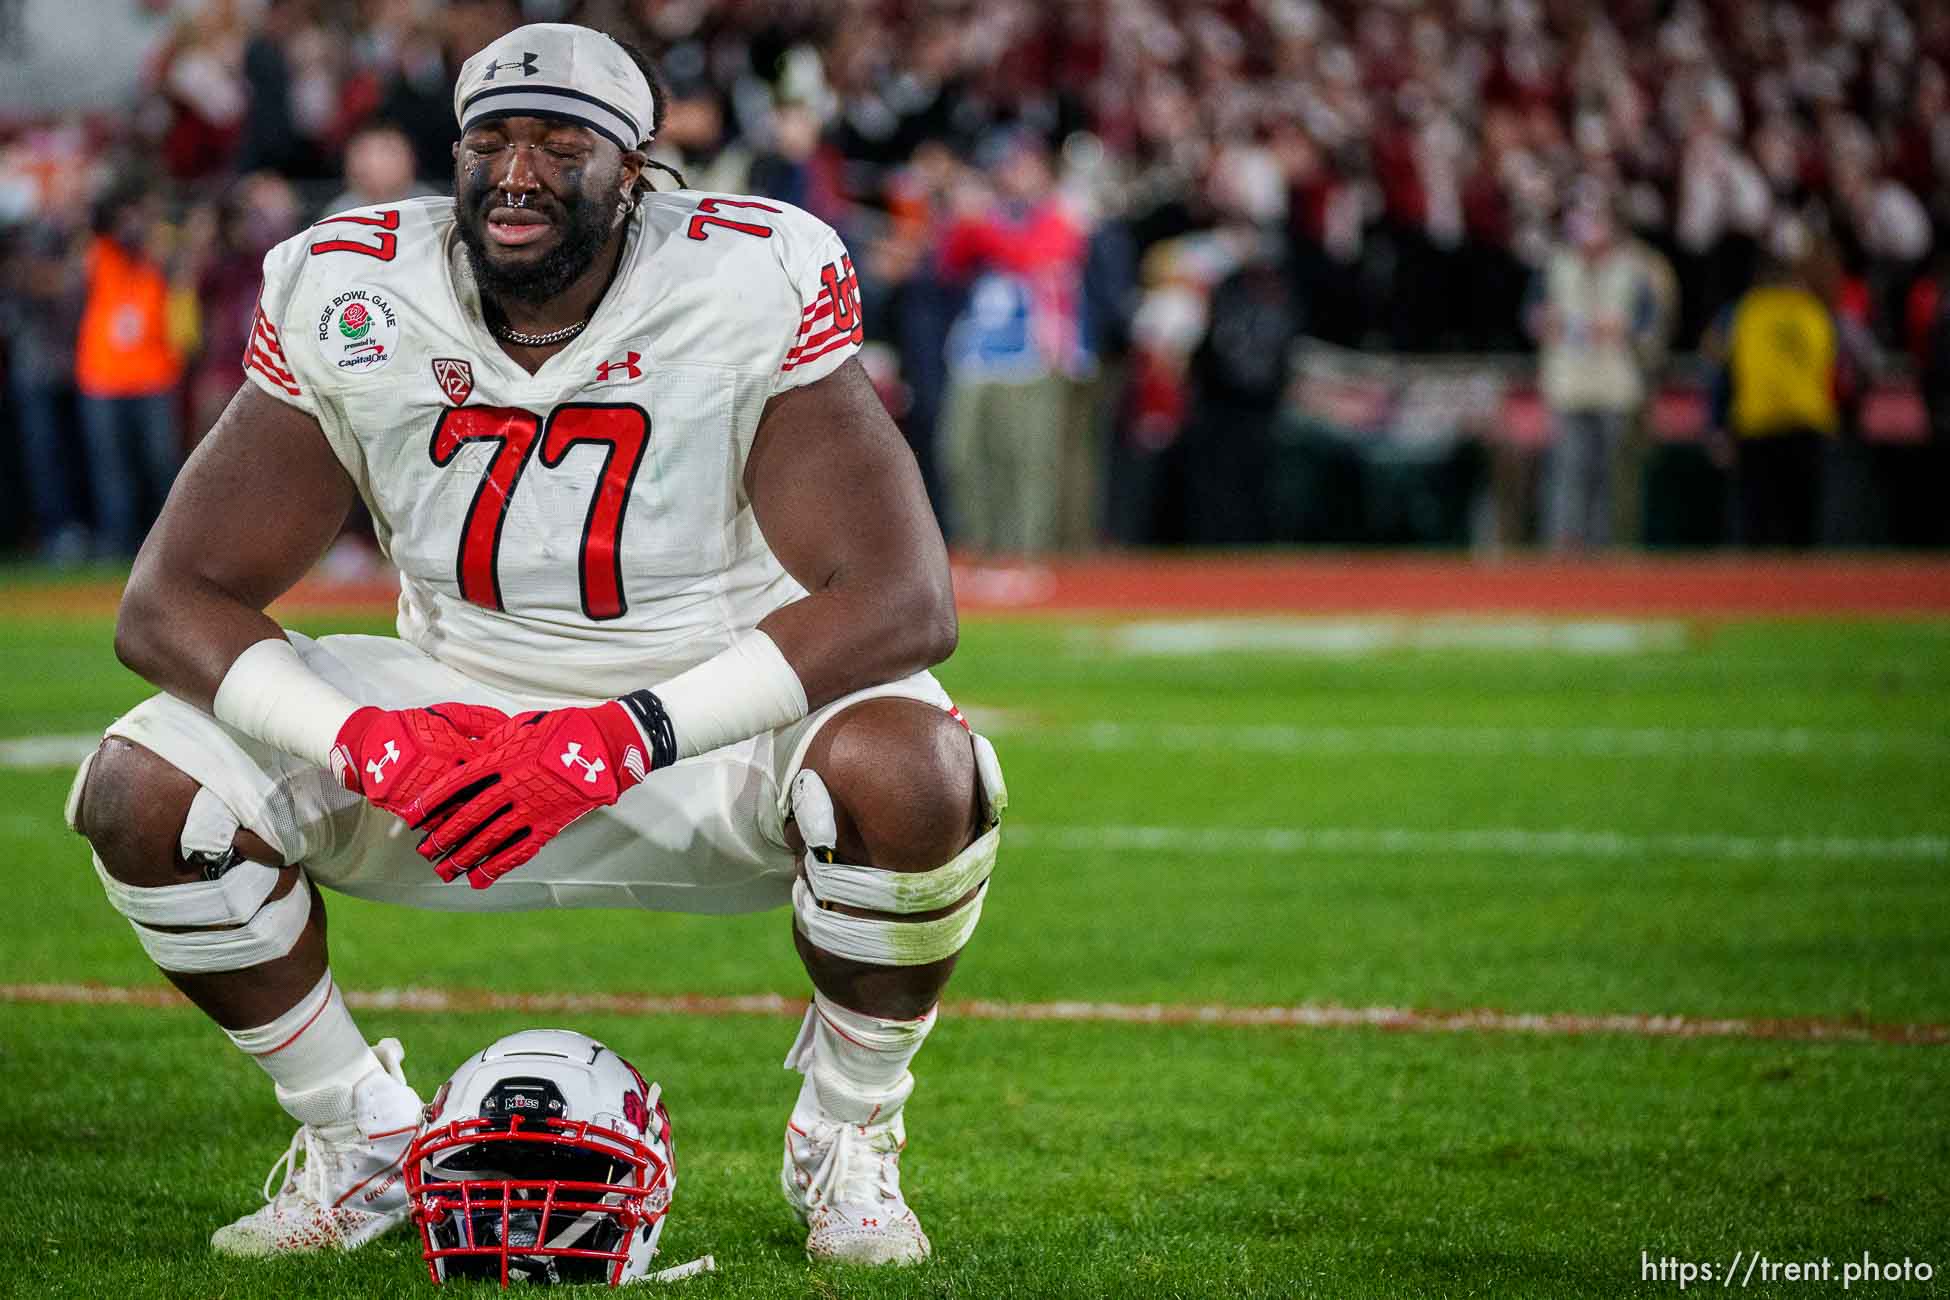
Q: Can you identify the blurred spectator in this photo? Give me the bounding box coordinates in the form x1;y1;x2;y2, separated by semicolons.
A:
874;139;970;516
1715;243;1838;548
1179;146;1302;544
1613;234;1682;546
235;0;338;181
74;177;190;558
375;2;519;184
938;132;1090;555
151;3;249;183
322;125;438;217
1075;204;1141;548
1529;195;1659;550
2;201;90;563
1920;268;1950;548
650;74;753;196
186;174;303;443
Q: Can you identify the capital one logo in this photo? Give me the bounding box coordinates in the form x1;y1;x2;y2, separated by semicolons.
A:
366;740;401;785
560;742;605;783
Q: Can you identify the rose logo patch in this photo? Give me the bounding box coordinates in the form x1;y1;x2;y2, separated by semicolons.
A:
317;287;400;375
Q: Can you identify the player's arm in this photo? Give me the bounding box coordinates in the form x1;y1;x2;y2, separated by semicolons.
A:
116;383;355;713
117;383;506;809
746;356;956;707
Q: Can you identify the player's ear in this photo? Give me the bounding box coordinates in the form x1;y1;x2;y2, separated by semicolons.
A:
619;149;647;198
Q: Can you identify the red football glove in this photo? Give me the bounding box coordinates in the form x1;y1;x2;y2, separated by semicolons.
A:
329;703;512;819
406;702;653;889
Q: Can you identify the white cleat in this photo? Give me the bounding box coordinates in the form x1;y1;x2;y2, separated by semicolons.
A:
211;1038;423;1258
780;1077;931;1266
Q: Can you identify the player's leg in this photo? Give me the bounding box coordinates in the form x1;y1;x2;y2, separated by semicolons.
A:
69;734;421;1256
777;697;1004;1265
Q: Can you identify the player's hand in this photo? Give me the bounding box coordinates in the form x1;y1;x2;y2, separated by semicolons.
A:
406;702;653;889
329;703;513;819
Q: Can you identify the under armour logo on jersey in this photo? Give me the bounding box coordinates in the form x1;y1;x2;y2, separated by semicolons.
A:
595;352;642;383
366;741;401;785
561;742;606;783
482;52;539;79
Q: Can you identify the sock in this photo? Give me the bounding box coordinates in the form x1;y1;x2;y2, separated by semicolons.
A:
224;969;382;1129
786;991;938;1125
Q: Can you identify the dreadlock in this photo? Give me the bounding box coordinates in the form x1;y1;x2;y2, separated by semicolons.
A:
618;39;688;195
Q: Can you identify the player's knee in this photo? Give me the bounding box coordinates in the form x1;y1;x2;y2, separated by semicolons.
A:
70;738;279;887
788;702;1006;975
798;699;982;873
71;738;206;888
72;739;312;975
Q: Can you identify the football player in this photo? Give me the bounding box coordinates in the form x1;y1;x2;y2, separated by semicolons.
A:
66;23;1004;1269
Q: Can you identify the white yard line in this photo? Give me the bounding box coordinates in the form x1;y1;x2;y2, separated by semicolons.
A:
0;733;100;770
976;720;1950;759
1008;824;1950;862
2;982;1940;1044
1086;618;1691;657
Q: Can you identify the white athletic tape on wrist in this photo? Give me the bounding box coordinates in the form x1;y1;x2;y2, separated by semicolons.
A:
92;852;282;928
211;637;360;771
651;629;808;761
791;876;988;965
126;874;313;974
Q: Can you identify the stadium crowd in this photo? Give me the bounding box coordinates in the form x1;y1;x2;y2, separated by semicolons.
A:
4;0;1949;560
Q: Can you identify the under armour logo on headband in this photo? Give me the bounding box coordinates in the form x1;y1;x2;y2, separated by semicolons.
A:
483;52;540;79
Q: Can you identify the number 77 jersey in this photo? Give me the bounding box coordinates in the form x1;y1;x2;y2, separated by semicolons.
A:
243;192;864;701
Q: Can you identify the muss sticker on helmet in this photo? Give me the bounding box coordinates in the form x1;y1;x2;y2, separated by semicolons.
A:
481;1076;568;1124
316;286;401;375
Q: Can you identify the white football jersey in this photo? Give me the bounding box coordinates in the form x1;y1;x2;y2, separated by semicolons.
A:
244;192;864;700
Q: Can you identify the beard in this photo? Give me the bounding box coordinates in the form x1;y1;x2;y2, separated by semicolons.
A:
454;178;616;307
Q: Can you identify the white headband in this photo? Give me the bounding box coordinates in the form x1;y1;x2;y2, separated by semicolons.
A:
455;23;655;153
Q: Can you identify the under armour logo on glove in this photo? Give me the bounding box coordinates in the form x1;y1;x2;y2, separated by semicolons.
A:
408;701;658;890
560;743;605;783
331;704;513;822
366;741;401;785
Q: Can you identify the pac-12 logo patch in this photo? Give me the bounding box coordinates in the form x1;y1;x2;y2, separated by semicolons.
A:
316;286;400;375
432;357;474;405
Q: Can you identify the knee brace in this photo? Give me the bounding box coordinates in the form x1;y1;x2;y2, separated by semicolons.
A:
788;732;1006;966
90;788;311;975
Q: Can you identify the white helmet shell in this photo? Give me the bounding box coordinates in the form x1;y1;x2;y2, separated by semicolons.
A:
407;1029;674;1286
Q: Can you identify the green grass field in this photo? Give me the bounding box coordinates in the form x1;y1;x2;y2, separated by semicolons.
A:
3;595;1948;1297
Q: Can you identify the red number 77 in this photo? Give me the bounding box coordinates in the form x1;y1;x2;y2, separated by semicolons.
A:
686;197;779;242
430;404;651;620
310;209;400;260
